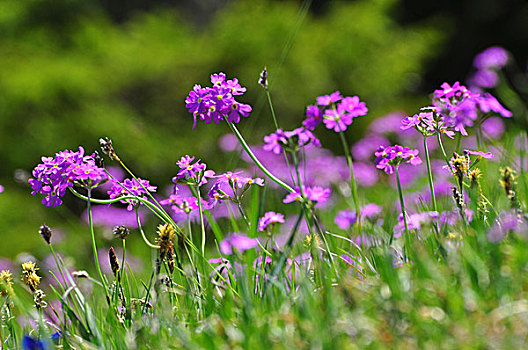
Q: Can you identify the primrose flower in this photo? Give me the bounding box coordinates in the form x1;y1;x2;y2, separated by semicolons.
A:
374;145;422;175
258;211;285;232
263;127;321;154
173;155;215;186
160;193;199;215
303;91;368;132
29;147;108;207
393;211;438;238
400;109;455;138
185;73;252;128
283;186;331;206
220;234;259;255
107;178;157;211
473;46;509;70
432;81;511;136
487;210;528;243
207;171;264;208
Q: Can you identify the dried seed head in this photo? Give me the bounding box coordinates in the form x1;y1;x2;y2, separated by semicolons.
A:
0;270;14;297
156;223;176;258
452;187;465;211
113;225;130;240
258;67;268;90
99;137;120;161
108;247;120;280
21;261;41;292
92;150;104;168
167;246;175;275
39;224;52;245
33;289;47;309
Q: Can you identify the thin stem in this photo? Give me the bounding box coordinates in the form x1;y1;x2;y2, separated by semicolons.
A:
423;137;438;212
135;209;160;249
189;185;206;256
227;120;295;193
87;188;111;305
437;133;455;176
394;167;409;243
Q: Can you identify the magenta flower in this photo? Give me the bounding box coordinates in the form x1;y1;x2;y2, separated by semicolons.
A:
107;178;157;211
29;146;108;207
473;46;509;70
263;127;321;154
303;105;323;130
316;91;342;106
206;171;264;208
335;210;357;230
160;194;199;214
173;155;215;186
464;149;494;159
185;72;252;128
220;233;259;255
304;92;367;132
374;145;422;175
283;186;330;205
487;210;528;243
257;211;285;232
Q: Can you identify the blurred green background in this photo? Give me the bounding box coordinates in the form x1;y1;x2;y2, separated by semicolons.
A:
0;0;525;264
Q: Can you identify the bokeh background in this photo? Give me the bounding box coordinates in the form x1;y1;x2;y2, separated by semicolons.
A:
1;0;527;268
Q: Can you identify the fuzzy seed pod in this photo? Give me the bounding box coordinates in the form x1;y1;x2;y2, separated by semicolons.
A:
99;137;120;161
258;67;268;90
156;223;176;260
0;270;14;297
109;247;120;281
39;224;52;245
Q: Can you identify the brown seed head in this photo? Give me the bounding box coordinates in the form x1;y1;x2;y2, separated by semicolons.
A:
39;224;52;245
113;225;130;240
156;223;176;258
108;247;120;280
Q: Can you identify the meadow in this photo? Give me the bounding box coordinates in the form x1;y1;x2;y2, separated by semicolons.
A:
1;44;528;349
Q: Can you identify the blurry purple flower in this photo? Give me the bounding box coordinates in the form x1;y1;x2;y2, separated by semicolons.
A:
464;149;494;159
393;211;438;238
284;186;330;206
473;46;509;70
257;211;285;232
487;210;528;243
83;205;143;228
468;69;499;89
220;234;259;255
481;117;505;140
263;127;320;154
351;133;390;161
316;91;342;106
477;93;512;118
374;145;422;175
335;210;357;230
160;194;199;215
218;133;240;152
367;111;407;135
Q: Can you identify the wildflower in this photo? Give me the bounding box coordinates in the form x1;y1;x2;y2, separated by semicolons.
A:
473;46;509;70
22;335;48;350
173;155;215;186
29;146;108;207
185;72;252;128
374;145;422;175
393;211;438;238
39;224;52;245
401;109;455;138
156;223;176;260
21;261;41;292
432;81;511;136
207;171;264;208
257;211;285;232
283;186;331;206
464;149;494;159
0;270;13;297
108;247;120;280
304;91;367;132
161;194;199;215
263;127;321;154
487;210;528;242
468;69;499;89
335;210;357;230
220;234;259;255
113;225;130;240
107;177;157;211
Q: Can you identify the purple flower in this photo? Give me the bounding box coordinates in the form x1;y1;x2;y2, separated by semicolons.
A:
29;147;108;207
468;69;499;89
316;91;342;106
263;127;320;154
477;93;512;118
257;211;285;232
107;178;157;211
220;233;259;255
464;149;494;159
393;211;438;238
481;117;505;139
473;46;509;70
374;145;422;175
283;186;331;206
303;105;323;130
206;171;264;208
160;193;199;215
185;73;252;128
367;111;407;135
323;106;353;132
487;210;528;243
173;155;215;186
351;133;390;161
335;210;357;230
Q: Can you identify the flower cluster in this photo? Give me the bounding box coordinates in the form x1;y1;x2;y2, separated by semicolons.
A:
303;91;368;132
257;211;285;232
334;203;382;230
160;193;199;215
185;72;252;128
107;178;157;211
173;155;215;186
432;81;511;136
207;171;264;208
29;147;108;207
263;127;321;154
394;211;438;238
401;108;455;138
374;145;422;175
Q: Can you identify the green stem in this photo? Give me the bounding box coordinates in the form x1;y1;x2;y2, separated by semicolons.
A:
338;130;361;230
227;121;295;193
135;208;160;249
87;188;111;305
189;185;206;257
394;166;409;242
423;137;438;212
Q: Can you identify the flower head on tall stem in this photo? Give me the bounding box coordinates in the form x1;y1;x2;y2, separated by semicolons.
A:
374;145;422;175
107;177;157;211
